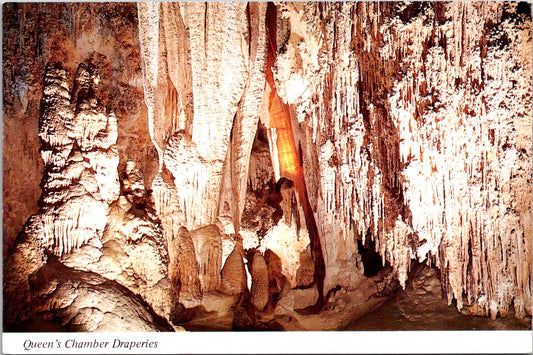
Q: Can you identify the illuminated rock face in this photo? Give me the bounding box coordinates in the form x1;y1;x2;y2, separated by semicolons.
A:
28;257;174;332
138;2;268;232
26;64;120;257
60;161;173;320
3;2;531;332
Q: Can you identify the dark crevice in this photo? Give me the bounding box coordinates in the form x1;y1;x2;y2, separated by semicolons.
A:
358;237;386;277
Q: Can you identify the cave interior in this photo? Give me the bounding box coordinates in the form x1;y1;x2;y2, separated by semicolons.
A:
2;1;532;332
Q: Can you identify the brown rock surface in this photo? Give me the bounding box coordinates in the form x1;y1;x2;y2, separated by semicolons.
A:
169;227;202;308
220;245;248;295
249;252;269;311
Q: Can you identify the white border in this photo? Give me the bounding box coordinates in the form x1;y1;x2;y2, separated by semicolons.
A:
2;331;533;354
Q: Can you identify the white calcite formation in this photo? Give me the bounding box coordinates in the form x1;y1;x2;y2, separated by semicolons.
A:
60;161;173;321
5;63;174;331
139;1;269;310
138;2;267;232
26;64;120;257
273;2;531;318
385;2;532;319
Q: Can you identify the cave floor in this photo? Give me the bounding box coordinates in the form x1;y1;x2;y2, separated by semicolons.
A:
343;279;532;331
179;266;532;331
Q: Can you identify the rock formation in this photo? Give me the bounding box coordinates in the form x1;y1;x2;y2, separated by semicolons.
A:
3;2;531;332
249;251;269;311
220;244;248;295
28;256;174;332
4;63;173;331
60;160;173;320
169;226;202;307
190;225;223;292
27;63;120;257
271;1;531;319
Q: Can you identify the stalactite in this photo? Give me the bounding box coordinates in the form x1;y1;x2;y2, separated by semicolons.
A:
227;2;268;230
163;132;208;231
139;2;268;235
4;2;531;333
382;1;532;318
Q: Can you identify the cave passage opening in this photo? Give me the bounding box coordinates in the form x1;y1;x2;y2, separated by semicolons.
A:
357;237;387;277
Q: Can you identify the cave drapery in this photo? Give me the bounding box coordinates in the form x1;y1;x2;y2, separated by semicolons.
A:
3;2;532;331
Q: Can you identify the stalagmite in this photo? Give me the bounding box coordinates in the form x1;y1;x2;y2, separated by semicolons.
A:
220;244;248;295
25;63;120;257
169;227;202;307
249;251;269;311
39;66;74;153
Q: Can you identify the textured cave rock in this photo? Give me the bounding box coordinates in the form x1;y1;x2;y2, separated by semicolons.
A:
61;161;173;320
138;2;268;232
26;63;120;257
3;2;531;332
345;263;531;330
248;251;269;311
220;244;248;295
3;232;48;329
3;3;156;248
28;256;174;332
4;62;175;330
170;226;202;307
190;225;223;293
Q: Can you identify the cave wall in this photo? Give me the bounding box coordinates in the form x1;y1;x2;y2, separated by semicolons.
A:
2;1;531;329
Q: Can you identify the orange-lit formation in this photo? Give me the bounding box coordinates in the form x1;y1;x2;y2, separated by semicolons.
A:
263;3;325;308
266;90;300;178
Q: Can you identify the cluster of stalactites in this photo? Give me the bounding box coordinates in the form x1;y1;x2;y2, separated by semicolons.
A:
138;2;268;233
384;2;532;318
274;2;532;317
